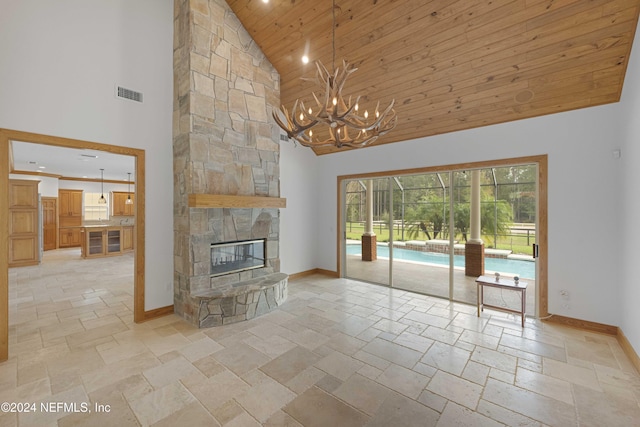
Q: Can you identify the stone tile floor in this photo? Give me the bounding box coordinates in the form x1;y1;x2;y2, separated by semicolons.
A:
1;249;639;426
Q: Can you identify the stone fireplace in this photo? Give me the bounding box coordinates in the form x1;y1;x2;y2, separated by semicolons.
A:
172;0;287;327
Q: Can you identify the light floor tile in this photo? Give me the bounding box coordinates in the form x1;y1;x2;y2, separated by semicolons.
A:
142;355;199;388
376;363;429;399
151;401;220;426
314;351;363;381
362;338;422;368
366;392;439;427
436;402;502;427
333;373;393;415
5;254;640;427
483;378;576;425
236;378;296;422
476;400;542;427
427;370;483;409
515;368;573;405
284;387;369;427
471;346;518;374
420;341;471;376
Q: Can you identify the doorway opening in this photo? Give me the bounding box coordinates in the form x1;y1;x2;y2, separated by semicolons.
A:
0;128;146;361
338;156;547;319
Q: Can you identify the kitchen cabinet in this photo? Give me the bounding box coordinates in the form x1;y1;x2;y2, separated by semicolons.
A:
59;189;83;217
59;227;82;248
81;226;123;258
112;192;135;216
59;189;83;228
9;179;39;267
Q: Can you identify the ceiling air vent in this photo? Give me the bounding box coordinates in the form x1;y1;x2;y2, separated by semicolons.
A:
116;86;143;103
279;133;290;142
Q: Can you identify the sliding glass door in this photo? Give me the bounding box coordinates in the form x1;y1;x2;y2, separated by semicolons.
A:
390;173;451;300
341;162;538;317
344;178;390;287
451;166;537;315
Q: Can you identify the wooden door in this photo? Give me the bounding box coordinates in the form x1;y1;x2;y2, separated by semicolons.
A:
42;197;57;251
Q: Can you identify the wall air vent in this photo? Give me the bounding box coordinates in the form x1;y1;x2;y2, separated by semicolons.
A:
279;133;290;142
116;86;143;103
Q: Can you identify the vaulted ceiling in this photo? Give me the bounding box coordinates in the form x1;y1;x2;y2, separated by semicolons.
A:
227;0;640;154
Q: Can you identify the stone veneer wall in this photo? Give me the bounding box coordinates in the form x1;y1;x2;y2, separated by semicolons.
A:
173;0;281;325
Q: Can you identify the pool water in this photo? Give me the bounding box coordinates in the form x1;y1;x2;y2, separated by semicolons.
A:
347;244;535;279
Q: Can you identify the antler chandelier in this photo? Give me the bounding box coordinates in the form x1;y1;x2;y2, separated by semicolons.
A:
273;1;397;149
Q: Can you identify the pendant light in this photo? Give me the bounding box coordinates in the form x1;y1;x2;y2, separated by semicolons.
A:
125;172;133;205
98;168;107;204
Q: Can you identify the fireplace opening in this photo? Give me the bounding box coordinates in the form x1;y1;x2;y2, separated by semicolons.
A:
210;239;267;277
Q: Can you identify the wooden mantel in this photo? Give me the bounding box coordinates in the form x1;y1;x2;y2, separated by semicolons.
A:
188;194;286;209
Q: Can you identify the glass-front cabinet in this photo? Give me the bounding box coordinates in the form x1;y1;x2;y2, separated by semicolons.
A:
82;227;123;258
107;230;121;254
88;229;105;256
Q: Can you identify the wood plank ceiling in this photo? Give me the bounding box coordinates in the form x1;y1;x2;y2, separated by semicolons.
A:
227;0;640;155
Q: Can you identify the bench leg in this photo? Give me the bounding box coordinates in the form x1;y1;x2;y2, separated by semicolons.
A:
521;289;526;327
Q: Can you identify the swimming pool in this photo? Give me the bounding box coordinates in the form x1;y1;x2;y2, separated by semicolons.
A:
347;244;535;279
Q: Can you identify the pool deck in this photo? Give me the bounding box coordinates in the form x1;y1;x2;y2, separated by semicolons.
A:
345;254;536;318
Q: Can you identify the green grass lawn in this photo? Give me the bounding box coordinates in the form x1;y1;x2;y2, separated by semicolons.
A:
345;222;535;255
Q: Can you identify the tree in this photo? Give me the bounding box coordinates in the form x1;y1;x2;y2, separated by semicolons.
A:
405;195;446;240
481;197;513;247
453;203;469;242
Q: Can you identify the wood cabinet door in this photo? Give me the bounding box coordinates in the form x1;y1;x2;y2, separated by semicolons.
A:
9;180;38;208
9;210;37;235
59;191;71;216
42;197;57;251
113;193;124;216
112;192;134;216
59;228;82;248
124;194;134;216
60;230;71;247
59;190;83;217
70;228;83;246
70;191;83;217
122;226;134;251
9;180;39;267
9;236;37;266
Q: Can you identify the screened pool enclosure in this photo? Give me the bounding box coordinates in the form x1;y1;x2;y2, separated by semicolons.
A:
341;164;538;316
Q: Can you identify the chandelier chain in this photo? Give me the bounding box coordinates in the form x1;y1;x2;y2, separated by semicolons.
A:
332;0;336;73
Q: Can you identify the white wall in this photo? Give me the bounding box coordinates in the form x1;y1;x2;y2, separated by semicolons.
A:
307;104;623;326
279;142;320;275
0;0;174;310
618;26;640;354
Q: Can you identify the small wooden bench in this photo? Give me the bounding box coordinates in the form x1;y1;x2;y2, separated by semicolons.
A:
476;275;527;327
